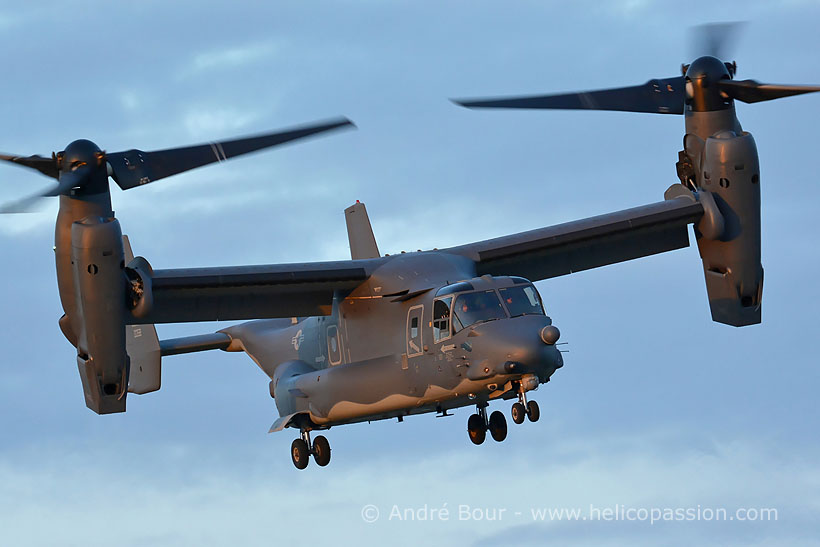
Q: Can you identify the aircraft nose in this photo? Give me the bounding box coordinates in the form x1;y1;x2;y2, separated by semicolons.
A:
501;338;563;376
465;317;563;380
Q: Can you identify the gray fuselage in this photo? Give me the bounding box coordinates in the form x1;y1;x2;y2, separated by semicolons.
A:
222;251;564;430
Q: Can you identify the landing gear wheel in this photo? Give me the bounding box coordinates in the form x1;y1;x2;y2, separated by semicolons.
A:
511;402;526;424
312;435;331;467
488;411;507;442
467;413;487;445
527;400;540;422
291;438;310;469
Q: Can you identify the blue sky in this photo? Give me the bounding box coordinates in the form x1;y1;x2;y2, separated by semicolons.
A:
0;1;819;545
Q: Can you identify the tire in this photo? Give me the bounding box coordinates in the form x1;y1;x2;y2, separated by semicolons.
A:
312;435;331;467
467;413;486;445
511;402;526;424
488;410;507;442
527;400;540;422
291;438;310;469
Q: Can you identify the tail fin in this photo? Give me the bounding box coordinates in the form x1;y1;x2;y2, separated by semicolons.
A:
123;235;162;394
344;201;380;259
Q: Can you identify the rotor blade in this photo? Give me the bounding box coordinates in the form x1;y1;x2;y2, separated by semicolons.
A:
690;22;746;61
0;183;61;213
107;117;356;190
0;193;48;213
453;77;686;115
720;79;820;104
0;172;87;213
45;171;88;196
0;153;59;179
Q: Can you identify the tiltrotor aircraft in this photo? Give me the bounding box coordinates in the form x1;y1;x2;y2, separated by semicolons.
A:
2;28;818;469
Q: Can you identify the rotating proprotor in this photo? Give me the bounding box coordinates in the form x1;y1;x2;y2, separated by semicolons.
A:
452;24;819;326
0;118;356;413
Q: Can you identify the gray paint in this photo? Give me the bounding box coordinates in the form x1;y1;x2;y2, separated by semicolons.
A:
344;201;380;260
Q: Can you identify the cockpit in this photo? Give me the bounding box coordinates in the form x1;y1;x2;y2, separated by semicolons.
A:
432;276;546;342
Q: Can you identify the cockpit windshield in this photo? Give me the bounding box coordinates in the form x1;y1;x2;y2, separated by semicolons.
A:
452;290;506;332
499;285;545;317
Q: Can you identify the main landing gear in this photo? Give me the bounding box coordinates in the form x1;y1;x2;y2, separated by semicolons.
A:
467;403;508;445
291;429;331;469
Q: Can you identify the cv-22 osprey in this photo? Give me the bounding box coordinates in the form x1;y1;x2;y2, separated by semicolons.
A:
2;35;818;468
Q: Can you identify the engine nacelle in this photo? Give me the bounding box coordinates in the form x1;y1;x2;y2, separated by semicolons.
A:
71;216;130;414
695;130;763;326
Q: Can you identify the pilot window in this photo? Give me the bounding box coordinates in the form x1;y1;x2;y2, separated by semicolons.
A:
410;317;419;338
499;285;545;317
433;296;453;342
452;290;506;333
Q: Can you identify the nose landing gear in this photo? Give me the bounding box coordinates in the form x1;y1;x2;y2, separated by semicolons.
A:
511;381;540;424
511;401;526;424
526;400;540;422
467;403;508;444
291;429;332;469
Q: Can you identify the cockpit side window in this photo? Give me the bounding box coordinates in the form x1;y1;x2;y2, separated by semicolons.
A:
453;290;506;333
433;296;453;342
499;285;545;317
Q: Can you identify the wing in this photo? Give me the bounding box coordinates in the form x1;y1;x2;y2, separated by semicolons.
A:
444;197;704;281
133;258;383;324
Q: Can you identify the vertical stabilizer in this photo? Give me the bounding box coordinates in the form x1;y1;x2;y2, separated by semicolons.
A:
344;202;380;259
123;235;161;394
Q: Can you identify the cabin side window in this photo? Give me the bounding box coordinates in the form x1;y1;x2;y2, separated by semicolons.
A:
433;296;453;342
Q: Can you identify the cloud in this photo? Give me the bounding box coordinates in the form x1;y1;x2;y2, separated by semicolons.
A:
0;429;816;546
181;107;261;137
0;209;54;236
0;3;819;546
183;41;279;77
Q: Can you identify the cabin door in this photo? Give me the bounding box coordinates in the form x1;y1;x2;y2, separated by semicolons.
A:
406;305;424;359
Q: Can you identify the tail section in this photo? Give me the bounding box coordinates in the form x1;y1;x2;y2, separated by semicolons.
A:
344;201;380;259
123;235;162;395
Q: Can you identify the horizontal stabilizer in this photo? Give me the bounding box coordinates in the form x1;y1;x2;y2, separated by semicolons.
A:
159;333;232;356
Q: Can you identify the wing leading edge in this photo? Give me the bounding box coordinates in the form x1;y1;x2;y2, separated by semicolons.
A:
444;197;705;281
131;196;719;325
133;259;383;324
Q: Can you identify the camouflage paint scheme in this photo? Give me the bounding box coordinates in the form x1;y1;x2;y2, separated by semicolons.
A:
222;258;563;433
